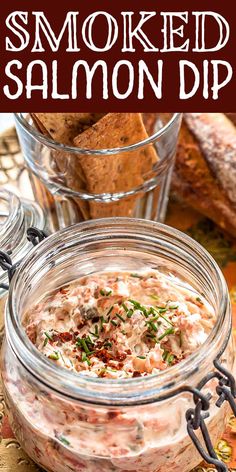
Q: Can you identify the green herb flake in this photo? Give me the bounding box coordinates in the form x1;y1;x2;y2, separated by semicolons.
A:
100;289;112;297
122;302;129;313
82;352;91;365
147;321;158;332
111;319;118;327
48;351;60;361
196;297;203;304
100;316;105;331
130;273;143;279
107;305;114;317
158;327;175;342
129;299;148;317
166;353;175;365
58;435;70;446
43;331;53;347
80;338;91;354
150;294;159;301
137;356;146;359
162;350;174;365
146;333;157;341
116;313;125;322
127;309;134;318
153;307;174;326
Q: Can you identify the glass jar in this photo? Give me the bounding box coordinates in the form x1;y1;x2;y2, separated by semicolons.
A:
1;219;234;472
14;113;182;231
0;189;45;343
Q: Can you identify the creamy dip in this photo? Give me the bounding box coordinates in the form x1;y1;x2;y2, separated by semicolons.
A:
3;269;229;472
23;270;215;378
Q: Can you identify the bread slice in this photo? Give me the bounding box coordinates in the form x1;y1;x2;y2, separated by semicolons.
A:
73;113;158;218
172;116;236;237
184;113;236;208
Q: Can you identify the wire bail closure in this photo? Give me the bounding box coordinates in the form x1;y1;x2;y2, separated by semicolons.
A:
184;358;236;472
0;225;235;471
0;226;48;290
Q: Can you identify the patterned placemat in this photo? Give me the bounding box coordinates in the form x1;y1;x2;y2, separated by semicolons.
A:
0;129;236;471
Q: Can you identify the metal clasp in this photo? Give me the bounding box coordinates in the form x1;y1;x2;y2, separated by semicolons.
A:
0;226;48;290
185;360;236;472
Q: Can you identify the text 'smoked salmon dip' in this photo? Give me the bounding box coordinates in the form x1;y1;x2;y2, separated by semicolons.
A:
23;270;214;379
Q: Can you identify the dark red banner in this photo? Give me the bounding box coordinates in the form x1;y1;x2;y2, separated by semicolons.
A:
0;0;235;111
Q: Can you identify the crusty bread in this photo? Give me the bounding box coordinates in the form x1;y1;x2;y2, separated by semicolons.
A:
172;115;236;237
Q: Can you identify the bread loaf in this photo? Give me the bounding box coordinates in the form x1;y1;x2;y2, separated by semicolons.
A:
172;114;236;237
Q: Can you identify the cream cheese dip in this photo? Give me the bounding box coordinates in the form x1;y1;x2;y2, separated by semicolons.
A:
2;219;233;472
23;270;215;379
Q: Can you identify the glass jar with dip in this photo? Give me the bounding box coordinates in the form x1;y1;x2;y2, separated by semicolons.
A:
0;189;45;343
1;218;235;472
14;113;182;231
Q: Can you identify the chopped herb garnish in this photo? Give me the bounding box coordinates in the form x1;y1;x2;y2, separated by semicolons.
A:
130;273;143;278
44;331;53;340
82;352;91;365
149;315;159;322
127;309;134;318
100;289;112;296
162;350;168;361
169;305;179;310
107;305;114;316
196;297;203;304
147;321;158;332
150;294;159;301
58;435;70;446
100;316;105;331
122;302;129;312
158;327;175;341
137;356;146;359
157;307;168;313
153;307;174;326
43;331;53;347
104;340;112;348
89;329;99;338
48;351;59;361
85;335;94;346
80;338;91;354
111;319;118;326
121;330;127;335
166;353;175;365
129;299;148;317
146;333;157;341
162;350;174;365
116;313;125;322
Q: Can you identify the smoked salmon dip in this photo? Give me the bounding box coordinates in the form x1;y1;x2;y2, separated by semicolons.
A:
3;269;229;472
23;270;215;379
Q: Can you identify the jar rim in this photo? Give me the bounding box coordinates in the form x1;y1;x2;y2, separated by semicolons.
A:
14;113;182;155
0;189;46;291
5;218;231;406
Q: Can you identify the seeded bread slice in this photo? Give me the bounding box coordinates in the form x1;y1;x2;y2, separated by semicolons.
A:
73;112;158;218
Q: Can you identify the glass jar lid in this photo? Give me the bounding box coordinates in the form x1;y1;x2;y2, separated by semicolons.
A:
0;189;45;292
